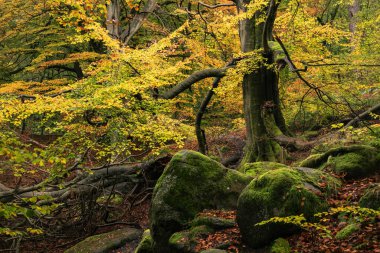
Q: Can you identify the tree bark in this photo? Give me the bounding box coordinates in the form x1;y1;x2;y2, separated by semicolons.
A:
106;0;122;39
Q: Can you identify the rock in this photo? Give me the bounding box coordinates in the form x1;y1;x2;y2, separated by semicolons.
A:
64;228;142;253
168;225;213;253
359;183;380;210
300;145;380;179
335;223;360;240
190;216;235;230
270;238;291;253
200;249;227;253
240;162;288;177
237;168;332;248
150;150;252;252
134;230;153;253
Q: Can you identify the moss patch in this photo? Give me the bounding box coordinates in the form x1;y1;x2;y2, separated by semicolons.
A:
335;223;360;240
240;162;288;177
134;230;153;253
271;238;291;253
191;216;235;230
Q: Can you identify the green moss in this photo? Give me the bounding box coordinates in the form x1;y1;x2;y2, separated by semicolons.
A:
299;154;324;168
150;150;252;252
240;162;288;177
237;168;329;248
271;238;291;253
169;231;188;244
297;167;341;195
359;184;380;210
134;230;153;253
191;216;235;229
335;223;360;240
326;151;379;178
168;231;190;252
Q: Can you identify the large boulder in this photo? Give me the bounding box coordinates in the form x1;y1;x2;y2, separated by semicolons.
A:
150;150;252;252
300;145;380;179
237;167;339;248
64;228;141;253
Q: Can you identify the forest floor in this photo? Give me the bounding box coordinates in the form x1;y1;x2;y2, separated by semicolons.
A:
1;129;379;253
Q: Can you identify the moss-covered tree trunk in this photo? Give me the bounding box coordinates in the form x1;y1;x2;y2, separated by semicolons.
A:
238;0;288;163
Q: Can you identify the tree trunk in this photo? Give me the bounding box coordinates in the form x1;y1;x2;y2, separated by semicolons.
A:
237;0;287;163
349;0;360;34
106;0;121;39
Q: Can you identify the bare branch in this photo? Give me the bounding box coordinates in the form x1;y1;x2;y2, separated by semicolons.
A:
345;103;380;128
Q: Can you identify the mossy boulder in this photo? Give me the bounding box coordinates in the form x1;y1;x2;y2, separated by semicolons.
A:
134;230;153;253
64;228;141;253
237;168;333;248
359;183;380;210
300;145;380;179
150;150;252;253
240;162;288;177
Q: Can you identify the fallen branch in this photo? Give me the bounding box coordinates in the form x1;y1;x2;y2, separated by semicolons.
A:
345;102;380;128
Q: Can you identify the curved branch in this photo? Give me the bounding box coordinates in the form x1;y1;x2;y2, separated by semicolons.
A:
195;77;222;154
160;68;228;99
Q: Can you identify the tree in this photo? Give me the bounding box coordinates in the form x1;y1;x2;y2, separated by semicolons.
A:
237;0;288;162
